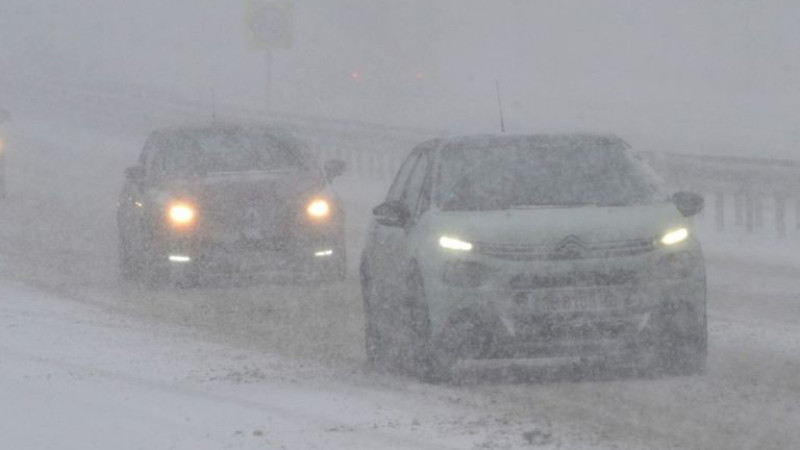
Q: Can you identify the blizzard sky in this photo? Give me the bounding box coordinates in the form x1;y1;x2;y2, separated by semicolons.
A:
2;0;799;155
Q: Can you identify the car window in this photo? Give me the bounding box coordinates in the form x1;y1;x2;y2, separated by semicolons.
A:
402;150;431;216
438;139;664;211
385;151;420;202
151;129;309;180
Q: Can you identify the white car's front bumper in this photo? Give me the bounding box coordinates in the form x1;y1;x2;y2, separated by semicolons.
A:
421;245;706;361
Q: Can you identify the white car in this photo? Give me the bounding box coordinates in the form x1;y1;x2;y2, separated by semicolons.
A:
360;134;707;380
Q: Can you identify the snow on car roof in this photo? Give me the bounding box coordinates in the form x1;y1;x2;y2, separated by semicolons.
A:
439;133;631;150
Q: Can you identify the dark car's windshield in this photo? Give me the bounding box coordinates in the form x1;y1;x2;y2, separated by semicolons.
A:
437;137;665;211
153;128;311;178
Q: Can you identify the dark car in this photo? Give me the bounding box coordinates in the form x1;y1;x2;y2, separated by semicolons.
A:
360;133;706;381
117;124;347;286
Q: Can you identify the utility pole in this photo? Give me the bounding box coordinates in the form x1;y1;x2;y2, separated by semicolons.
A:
245;1;293;115
264;50;273;113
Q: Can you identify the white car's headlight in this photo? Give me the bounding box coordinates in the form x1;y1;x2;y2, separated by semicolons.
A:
439;235;473;251
660;227;689;246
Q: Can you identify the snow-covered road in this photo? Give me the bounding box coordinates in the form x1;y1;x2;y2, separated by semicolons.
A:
2;86;800;449
1;280;576;450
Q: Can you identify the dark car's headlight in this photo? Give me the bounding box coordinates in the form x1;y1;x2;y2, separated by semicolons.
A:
306;198;331;220
167;201;197;229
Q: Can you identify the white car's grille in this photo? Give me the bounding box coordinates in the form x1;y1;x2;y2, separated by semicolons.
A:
475;238;655;261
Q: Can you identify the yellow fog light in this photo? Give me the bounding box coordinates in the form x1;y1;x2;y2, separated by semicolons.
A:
439;235;473;252
307;199;330;219
168;202;196;228
660;227;688;246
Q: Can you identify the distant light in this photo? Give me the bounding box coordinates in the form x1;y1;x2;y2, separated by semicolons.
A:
350;70;361;81
314;250;334;257
415;72;425;80
169;255;192;263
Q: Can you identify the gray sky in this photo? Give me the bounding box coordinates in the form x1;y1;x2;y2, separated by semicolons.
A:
2;0;799;155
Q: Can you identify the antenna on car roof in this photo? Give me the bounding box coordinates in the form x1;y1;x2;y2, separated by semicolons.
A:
211;87;217;121
495;80;506;133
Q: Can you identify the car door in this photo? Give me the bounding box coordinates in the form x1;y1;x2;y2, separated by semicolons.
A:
370;147;433;299
367;150;420;289
119;138;159;249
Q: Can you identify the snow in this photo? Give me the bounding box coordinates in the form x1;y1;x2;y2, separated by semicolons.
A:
0;280;590;450
1;94;800;449
2;4;800;447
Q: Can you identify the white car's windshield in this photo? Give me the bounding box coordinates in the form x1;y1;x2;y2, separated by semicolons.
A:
438;138;664;211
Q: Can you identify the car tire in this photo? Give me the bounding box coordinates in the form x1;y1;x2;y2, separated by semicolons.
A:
333;245;347;281
139;237;168;288
399;267;453;383
361;269;389;370
118;235;137;280
645;301;708;377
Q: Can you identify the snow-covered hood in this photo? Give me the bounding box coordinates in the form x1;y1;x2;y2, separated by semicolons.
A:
430;202;686;245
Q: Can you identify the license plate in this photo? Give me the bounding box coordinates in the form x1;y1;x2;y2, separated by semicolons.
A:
518;289;627;313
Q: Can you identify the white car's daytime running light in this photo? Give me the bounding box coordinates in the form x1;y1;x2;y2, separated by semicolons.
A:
661;227;689;246
439;236;473;251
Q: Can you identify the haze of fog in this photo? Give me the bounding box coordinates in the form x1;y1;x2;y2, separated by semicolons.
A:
2;0;799;157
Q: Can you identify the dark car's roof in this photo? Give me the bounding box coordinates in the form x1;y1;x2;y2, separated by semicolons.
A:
139;123;319;171
148;123;303;143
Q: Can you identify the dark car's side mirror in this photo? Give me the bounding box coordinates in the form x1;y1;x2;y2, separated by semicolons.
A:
0;108;11;124
125;166;145;185
373;200;410;228
672;191;704;217
323;159;346;181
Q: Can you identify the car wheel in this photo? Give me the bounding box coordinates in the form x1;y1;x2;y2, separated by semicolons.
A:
333;245;347;281
399;267;453;383
118;235;137;280
361;268;389;370
644;301;707;376
139;238;168;288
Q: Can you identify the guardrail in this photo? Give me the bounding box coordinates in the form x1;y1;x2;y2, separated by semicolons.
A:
643;152;800;238
7;77;797;239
